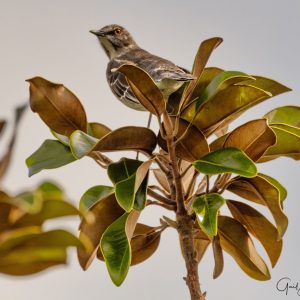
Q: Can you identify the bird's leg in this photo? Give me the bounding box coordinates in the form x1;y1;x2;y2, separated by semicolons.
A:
147;112;152;128
136;113;152;160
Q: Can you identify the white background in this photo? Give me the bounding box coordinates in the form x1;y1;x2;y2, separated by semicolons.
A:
0;0;300;299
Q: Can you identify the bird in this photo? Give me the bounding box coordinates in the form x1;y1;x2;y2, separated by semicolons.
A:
89;24;195;112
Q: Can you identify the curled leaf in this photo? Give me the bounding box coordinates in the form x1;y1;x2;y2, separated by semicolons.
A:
224;119;276;161
193;193;225;236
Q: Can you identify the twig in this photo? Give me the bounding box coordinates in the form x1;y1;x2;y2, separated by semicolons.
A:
206;175;210;194
147;200;176;211
148;188;175;205
149;185;170;198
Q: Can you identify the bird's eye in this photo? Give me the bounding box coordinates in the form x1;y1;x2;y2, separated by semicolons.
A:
114;28;121;35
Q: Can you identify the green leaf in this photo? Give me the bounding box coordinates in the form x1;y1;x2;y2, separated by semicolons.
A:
70;130;99;159
227;174;288;238
264;106;300;127
193;193;225;236
117;64;165;116
79;185;115;212
227;200;282;267
77;194;124;270
108;158;150;212
51;130;69;146
26;140;76;176
100;210;139;286
27;77;87;137
182;77;290;137
259;124;300;161
193;147;257;177
98;223;162;266
196;71;255;109
218;216;270;281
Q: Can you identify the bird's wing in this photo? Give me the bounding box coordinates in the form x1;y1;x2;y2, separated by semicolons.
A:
108;68;143;108
153;63;196;82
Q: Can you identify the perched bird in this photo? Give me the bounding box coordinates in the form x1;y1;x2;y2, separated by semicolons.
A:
90;24;195;111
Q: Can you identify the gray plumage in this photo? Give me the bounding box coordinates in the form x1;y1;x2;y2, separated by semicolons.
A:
90;24;195;111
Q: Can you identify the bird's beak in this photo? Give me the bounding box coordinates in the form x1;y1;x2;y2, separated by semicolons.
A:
89;29;105;37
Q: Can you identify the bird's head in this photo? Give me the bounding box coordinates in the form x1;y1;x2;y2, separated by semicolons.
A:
90;24;137;59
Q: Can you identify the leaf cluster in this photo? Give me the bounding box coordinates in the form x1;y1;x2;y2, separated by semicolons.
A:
25;37;299;286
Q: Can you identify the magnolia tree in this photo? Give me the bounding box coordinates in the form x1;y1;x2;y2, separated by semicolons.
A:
1;37;299;300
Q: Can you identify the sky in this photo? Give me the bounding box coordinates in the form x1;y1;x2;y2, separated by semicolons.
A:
0;0;300;299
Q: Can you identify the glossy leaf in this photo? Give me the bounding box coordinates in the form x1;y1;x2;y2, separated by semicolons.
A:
259;124;300;161
158;117;209;162
108;158;150;212
224;119;276;161
100;210;139;286
26;140;76;176
70;130;99;159
264;106;300;127
117;64;165;116
212;235;224;279
193;147;257;177
87;122;111;139
92;126;157;155
236;76;291;96
193;193;225;236
69;123;111;157
77;194;124;270
259;174;287;202
168;67;223;114
79;185;114;212
27;77;87;136
227;200;282;267
180;38;223;110
195;71;255;110
51;130;69;146
227;174;288;238
182;77;290;137
218;216;270;281
0;103;27;181
97;223;161;266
